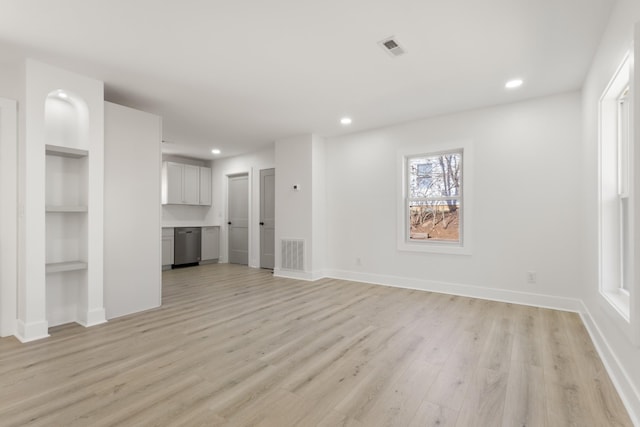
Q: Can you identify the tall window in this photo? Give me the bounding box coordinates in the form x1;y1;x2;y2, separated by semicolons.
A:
599;53;632;320
406;150;462;244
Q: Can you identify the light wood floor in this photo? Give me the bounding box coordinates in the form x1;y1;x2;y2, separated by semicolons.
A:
0;264;633;426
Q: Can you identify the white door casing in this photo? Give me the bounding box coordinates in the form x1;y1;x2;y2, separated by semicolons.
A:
228;174;249;265
260;168;275;269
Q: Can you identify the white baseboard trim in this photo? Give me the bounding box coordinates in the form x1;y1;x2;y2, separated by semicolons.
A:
309;270;327;281
273;268;317;281
324;269;583;312
578;303;640;426
15;319;49;343
77;308;108;328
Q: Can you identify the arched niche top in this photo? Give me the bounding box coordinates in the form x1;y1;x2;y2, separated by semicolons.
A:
45;89;90;150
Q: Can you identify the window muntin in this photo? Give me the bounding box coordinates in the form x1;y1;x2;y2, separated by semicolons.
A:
406;151;462;243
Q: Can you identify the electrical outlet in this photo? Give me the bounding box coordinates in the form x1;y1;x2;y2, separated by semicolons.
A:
526;271;537;284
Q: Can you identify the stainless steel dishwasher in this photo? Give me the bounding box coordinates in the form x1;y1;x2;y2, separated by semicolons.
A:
174;227;201;267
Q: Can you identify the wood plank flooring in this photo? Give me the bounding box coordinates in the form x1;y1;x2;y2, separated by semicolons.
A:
0;264;633;426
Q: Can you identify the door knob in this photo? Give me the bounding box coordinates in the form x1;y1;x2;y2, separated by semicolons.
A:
228;221;232;225
259;222;264;226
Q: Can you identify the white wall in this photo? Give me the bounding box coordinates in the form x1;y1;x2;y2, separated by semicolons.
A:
274;135;314;276
0;98;18;337
0;53;25;338
325;92;584;307
0;47;25;101
311;135;327;276
162;204;212;226
274;134;332;278
212;144;274;266
581;1;640;423
104;102;162;319
272;134;327;279
0;49;25;339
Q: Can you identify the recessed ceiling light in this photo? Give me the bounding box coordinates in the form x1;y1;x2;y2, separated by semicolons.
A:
211;149;221;155
340;117;352;125
505;79;523;89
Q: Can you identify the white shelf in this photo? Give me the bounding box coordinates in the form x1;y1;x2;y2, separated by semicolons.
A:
46;205;88;213
45;144;88;158
46;261;88;274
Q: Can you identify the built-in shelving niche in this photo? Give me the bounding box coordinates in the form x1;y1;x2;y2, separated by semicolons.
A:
44;91;90;327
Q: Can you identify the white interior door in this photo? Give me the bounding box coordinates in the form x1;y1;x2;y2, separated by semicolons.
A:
228;174;248;265
260;168;275;269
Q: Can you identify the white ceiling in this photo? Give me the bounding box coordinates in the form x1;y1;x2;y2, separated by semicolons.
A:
0;0;614;159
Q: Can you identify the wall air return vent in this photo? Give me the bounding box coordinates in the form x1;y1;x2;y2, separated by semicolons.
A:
378;36;406;57
281;239;304;272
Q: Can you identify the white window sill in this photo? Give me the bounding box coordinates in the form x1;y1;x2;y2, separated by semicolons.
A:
398;240;471;255
601;289;630;323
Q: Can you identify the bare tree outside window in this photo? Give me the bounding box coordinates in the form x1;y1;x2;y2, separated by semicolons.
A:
407;151;462;242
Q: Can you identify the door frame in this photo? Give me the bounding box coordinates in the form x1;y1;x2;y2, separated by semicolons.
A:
225;172;250;265
259;168;275;269
222;162;276;268
0;97;18;337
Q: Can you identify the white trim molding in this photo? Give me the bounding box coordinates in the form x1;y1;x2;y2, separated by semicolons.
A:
273;268;326;282
77;307;107;327
397;140;474;256
324;269;583;312
16;319;49;343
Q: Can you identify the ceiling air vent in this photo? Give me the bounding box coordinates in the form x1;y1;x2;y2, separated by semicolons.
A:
378;36;406;57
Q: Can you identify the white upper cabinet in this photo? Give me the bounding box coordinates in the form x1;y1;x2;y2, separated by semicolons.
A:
162;161;212;206
199;166;212;206
183;164;200;205
164;162;184;204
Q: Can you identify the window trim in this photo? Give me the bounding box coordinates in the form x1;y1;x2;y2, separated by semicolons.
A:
598;51;633;323
397;140;473;255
